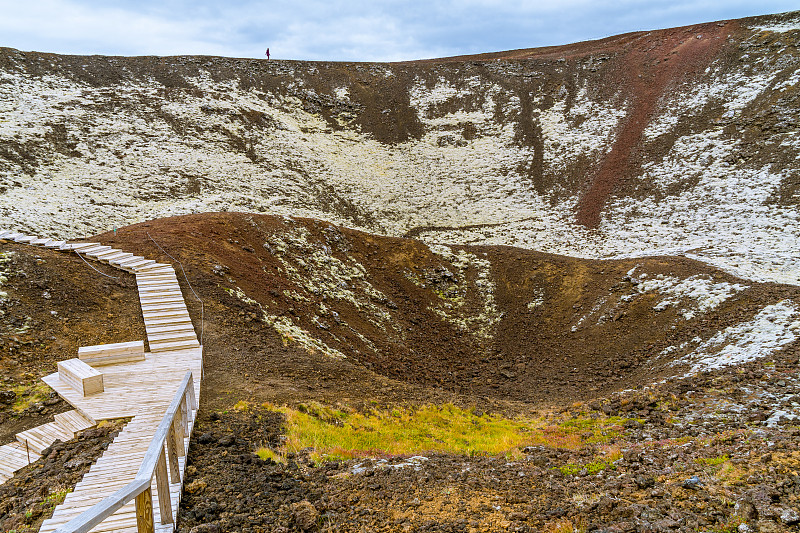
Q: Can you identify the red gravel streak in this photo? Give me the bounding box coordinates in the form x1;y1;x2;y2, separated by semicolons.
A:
575;21;735;228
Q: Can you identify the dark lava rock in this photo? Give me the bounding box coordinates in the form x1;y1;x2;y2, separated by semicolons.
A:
197;432;215;444
291;500;319;531
217;434;235;447
189;523;222;533
0;390;16;404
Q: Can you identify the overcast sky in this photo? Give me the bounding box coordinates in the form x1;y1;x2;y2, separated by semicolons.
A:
0;1;797;62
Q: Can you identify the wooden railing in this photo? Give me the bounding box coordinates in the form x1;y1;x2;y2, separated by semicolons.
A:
54;371;197;533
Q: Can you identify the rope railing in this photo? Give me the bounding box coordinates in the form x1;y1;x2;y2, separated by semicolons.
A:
73;249;120;279
53;371;197;533
146;232;205;346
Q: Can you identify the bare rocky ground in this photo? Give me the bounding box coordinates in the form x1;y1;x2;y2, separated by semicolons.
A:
179;354;800;533
0;212;797;532
0;422;125;533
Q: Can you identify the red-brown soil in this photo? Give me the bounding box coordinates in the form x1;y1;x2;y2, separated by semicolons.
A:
85;212;799;411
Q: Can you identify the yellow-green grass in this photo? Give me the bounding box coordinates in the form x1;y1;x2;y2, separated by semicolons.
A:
10;382;52;414
263;401;629;462
696;454;730;466
255;447;286;463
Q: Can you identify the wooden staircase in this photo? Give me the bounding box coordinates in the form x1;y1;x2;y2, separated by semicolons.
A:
0;409;94;482
0;230;204;532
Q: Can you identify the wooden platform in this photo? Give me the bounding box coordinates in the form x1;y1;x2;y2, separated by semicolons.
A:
43;347;202;422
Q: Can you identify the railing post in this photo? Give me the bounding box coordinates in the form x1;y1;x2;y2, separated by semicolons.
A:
187;374;197;412
155;447;173;525
135;487;155;533
180;394;189;433
172;415;185;457
166;426;181;483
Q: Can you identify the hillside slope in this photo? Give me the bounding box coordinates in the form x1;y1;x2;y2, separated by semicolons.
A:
0;11;799;285
89;212;800;407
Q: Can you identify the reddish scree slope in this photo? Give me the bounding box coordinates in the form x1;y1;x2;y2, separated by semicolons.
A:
415;19;738;228
91;212;799;409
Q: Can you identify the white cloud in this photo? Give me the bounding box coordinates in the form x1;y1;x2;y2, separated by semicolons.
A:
0;0;797;60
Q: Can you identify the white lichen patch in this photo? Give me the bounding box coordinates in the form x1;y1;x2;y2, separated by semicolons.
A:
224;285;346;359
632;272;748;320
0;250;15;305
527;289;545;310
427;243;501;341
750;18;800;33
539;84;627;172
264;225;395;333
678;300;800;373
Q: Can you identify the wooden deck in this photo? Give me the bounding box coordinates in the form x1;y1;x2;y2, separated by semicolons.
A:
0;230;204;532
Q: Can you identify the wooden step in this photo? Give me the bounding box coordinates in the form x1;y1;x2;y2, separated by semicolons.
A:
143;315;191;325
14;235;36;243
76;245;112;255
149;339;200;352
137;282;180;291
142;309;190;319
78;341;146;366
62;242;99;251
44;240;67;249
58;358;104;396
147;330;197;343
140;299;186;308
108;255;139;267
132;263;170;273
96;251;133;263
136;274;179;283
144;316;193;328
54;410;95;436
138;281;181;289
137;281;181;290
139;290;183;299
145;324;196;336
31;237;50;245
114;256;145;266
135;263;172;272
84;248;120;260
141;303;187;312
121;260;156;271
17;422;74;454
139;292;184;301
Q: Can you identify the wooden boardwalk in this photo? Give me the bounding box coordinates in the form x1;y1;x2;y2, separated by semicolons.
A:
0;230;203;532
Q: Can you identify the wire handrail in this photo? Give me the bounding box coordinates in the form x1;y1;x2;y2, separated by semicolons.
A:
146;232;205;346
73;249;120;279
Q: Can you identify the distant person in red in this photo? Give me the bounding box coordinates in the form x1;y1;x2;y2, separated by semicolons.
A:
265;48;270;60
